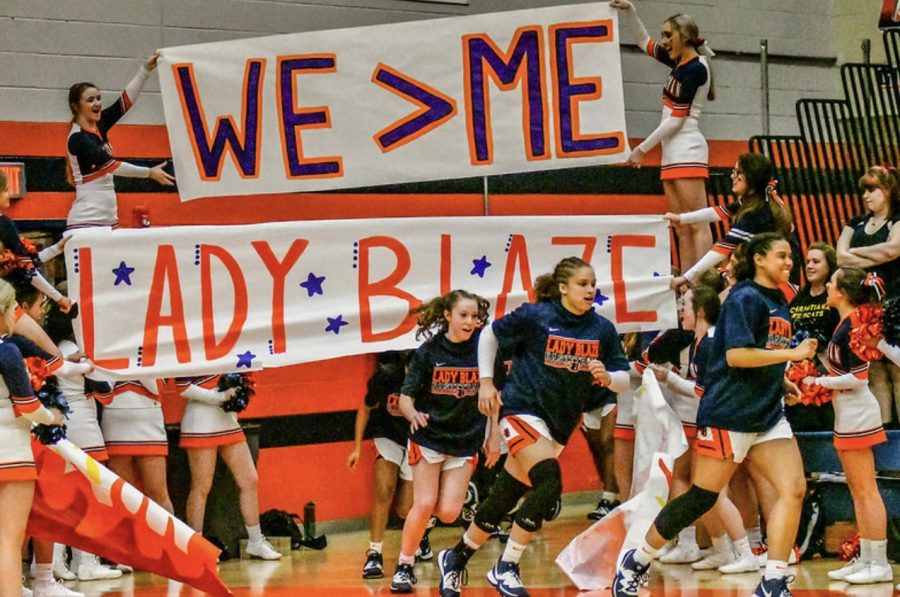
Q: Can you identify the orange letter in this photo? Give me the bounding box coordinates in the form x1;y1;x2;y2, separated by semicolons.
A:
358;236;420;342
252;239;309;354
142;245;191;367
494;234;535;318
440;234;452;295
610;235;657;323
200;245;248;360
551;236;597;263
77;247;130;370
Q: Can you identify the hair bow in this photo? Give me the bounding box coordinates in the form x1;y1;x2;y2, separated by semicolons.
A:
862;272;886;302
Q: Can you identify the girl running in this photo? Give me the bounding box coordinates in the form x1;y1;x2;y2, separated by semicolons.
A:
389;290;500;593
437;257;630;597
613;233;816;597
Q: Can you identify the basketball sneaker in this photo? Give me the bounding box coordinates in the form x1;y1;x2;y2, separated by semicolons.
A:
389;563;416;593
362;550;384;579
612;548;650;597
487;558;528;597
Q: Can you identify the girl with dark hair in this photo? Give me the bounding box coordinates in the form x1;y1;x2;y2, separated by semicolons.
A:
610;0;715;269
614;233;816;597
786;242;840;431
389;290;500;593
436;257;629;597
668;153;796;290
805;267;892;585
65;52;174;230
837;165;900;426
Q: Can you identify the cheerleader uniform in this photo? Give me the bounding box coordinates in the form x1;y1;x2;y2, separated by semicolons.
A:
662;327;716;442
0;340;57;481
177;375;245;449
813;317;886;450
694;281;794;463
845;213;900;297
485;300;629;455
57;340;108;460
66;66;154;230
403;330;494;470
647;329;698;440
101;379;167;456
365;362;412;481
637;38;710;180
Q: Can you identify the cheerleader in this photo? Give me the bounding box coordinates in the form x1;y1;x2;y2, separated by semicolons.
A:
610;0;715;269
65;52;174;230
0;279;64;597
805;268;893;585
176;375;281;561
436;257;629;597
346;352;416;580
102;379;173;514
669;153;795;290
389;290;501;594
614;233;816;597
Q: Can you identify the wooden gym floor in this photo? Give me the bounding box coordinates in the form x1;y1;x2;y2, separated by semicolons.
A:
44;500;897;596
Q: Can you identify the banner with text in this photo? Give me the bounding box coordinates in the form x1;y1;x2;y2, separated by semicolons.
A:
67;216;674;378
157;4;627;200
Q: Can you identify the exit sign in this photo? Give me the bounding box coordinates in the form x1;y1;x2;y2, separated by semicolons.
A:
0;162;26;199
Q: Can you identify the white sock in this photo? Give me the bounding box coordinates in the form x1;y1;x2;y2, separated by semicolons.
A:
733;536;753;559
246;524;264;543
710;534;731;555
398;552;415;566
501;539;527;564
601;490;618;502
34;563;53;584
635;543;657;567
678;526;697;548
764;559;788;581
369;542;383;554
860;538;872;562
870;539;888;565
463;529;485;550
747;526;762;547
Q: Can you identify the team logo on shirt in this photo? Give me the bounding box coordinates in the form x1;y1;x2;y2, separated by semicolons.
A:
431;367;479;399
766;317;792;350
544;334;599;372
386;393;403;417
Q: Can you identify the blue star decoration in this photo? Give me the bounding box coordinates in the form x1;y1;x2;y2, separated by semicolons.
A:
112;261;135;286
470;255;492;278
236;350;256;368
593;289;610;306
299;272;326;297
325;314;349;335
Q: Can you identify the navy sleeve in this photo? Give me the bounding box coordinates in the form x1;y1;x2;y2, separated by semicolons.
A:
492;302;538;352
693;335;712;396
400;345;430;399
68;133;114;171
674;61;707;106
0;343;35;398
0;217;28;256
7;335;53;361
600;319;629;372
98;99;126;136
645;39;676;68
719;291;765;350
647;329;693;365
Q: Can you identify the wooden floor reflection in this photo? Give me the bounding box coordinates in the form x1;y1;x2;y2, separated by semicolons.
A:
58;502;895;596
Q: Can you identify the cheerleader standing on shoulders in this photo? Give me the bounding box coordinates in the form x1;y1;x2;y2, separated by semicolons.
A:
613;233;816;597
65;52;174;230
806;268;893;585
437;257;630;597
610;0;715;269
389;290;501;594
347;351;416;579
0;279;65;597
176;375;281;560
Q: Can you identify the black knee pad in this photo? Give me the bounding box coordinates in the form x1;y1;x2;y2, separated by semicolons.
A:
473;469;530;534
654;484;719;541
514;459;562;532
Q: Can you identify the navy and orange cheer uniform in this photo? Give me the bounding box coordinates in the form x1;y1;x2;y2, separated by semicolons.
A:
814;316;886;450
177;375;246;449
696;281;792;434
637;38;711;180
846;213;900;297
101;379;167;456
66;66;153;229
688;329;715;400
493;300;628;446
402;330;497;458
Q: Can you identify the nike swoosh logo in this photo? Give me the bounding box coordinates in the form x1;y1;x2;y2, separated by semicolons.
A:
548;328;559;332
435;362;446;367
769;309;777;314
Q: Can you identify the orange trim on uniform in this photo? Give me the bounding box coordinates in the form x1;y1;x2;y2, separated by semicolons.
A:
613;427;636;441
81;447;109;462
834;427;887;451
660;166;709;180
104;443;169;457
82;160;120;183
778;281;798;303
407;439;423;466
180;429;245;449
693;426;734;461
12;395;41;416
505;415;541;456
0;464;36;482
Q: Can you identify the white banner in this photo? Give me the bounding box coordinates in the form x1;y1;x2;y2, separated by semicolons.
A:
157;4;627;200
66;216;674;378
